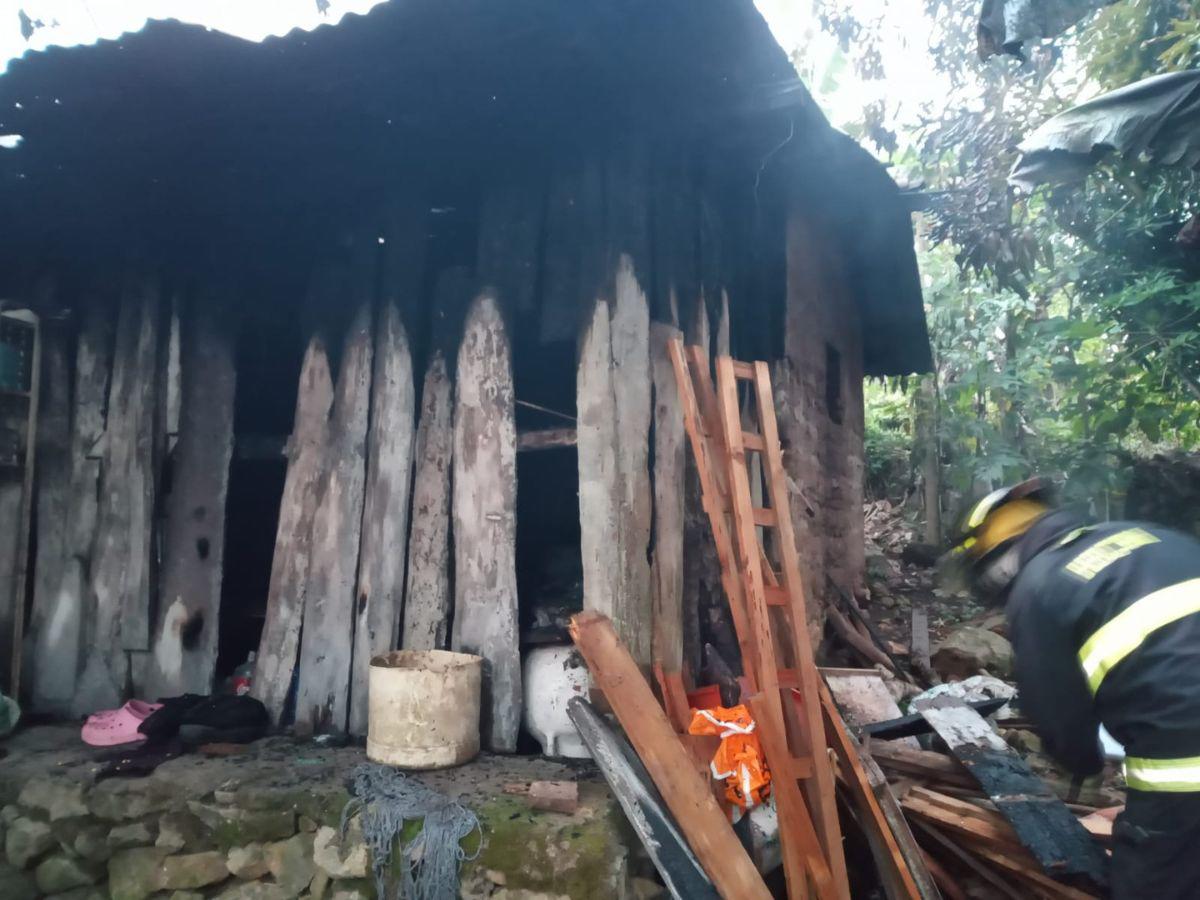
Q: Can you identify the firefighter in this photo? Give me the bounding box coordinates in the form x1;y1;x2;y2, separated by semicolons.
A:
945;478;1200;899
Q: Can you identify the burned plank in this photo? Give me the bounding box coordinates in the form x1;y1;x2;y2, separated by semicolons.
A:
917;699;1107;889
452;289;520;752
146;290;238;696
295;273;375;735
252;322;334;726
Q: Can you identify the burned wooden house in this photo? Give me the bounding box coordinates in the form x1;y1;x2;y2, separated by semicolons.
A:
0;0;930;748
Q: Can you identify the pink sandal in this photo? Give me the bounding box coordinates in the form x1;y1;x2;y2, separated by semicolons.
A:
81;700;160;746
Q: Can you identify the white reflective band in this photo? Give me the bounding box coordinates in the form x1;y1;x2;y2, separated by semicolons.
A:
1125;755;1200;793
967;488;1008;528
1078;578;1200;694
696;709;756;739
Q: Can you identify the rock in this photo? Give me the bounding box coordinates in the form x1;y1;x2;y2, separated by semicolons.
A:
298;816;318;833
5;816;56;868
19;779;90;822
63;821;112;863
631;875;667;899
1;805;22;825
931;626;1014;680
264;832;315;897
156;811;212;851
108;820;157;849
0;862;37;900
187;802;296;849
214;883;291;900
306;869;331;900
167;893;206;900
34;853;103;893
107;846;169;900
1004;728;1044;756
159;851;230;891
329;888;372;900
312;820;368;879
90;781;172;822
44;887;107;900
226;842;269;879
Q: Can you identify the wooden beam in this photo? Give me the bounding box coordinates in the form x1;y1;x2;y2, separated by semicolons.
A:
146;289;238;697
650;323;685;675
918;701;1107;888
570;611;771;900
349;297;416;737
516;427;576;451
819;683;935;900
81;272;161;710
295;261;375;735
252;320;334;726
401;350;453;651
452;289;520;752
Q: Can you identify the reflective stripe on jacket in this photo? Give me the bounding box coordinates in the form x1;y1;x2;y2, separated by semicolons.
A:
1006;515;1200;789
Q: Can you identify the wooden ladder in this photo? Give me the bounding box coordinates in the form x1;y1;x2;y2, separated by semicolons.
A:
669;339;850;900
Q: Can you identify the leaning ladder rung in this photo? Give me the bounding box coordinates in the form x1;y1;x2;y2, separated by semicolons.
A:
764;584;789;606
731;360;757;380
752;506;778;527
742;431;765;451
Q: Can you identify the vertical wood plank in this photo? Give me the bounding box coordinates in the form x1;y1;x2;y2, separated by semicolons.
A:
348;297;416;736
400;350;453;650
577;299;622;639
252;320;334;726
25;317;71;703
146;290;238;697
650;323;685;674
295;265;374;735
36;300;114;716
452;289;520;752
611;255;653;667
80;273;161;709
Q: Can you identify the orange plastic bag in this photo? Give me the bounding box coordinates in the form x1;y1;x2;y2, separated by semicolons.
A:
688;704;772;809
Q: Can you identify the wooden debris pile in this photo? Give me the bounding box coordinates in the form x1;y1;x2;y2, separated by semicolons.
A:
566;346;1115;900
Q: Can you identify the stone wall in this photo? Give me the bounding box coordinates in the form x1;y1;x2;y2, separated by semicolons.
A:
778;211;868;644
0;727;633;900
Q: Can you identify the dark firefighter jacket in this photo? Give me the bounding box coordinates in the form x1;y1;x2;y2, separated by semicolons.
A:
1005;511;1200;782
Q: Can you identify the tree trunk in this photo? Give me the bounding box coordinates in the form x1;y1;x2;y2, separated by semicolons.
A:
252;324;334;726
401;350;453;651
295;289;374;735
80;273;161;709
917;375;942;545
146;292;238;697
650;322;685;673
452;290;520;753
348;299;415;736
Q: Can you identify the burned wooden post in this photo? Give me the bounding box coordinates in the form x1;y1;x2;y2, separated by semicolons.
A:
146;289;238;697
253;314;334;726
295;250;375;735
79;272;161;710
452;289;520;753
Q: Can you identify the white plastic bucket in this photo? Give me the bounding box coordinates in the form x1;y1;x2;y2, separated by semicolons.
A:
367;649;482;769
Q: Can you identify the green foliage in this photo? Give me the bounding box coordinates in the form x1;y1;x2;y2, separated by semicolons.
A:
864;381;913;501
810;0;1200;526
